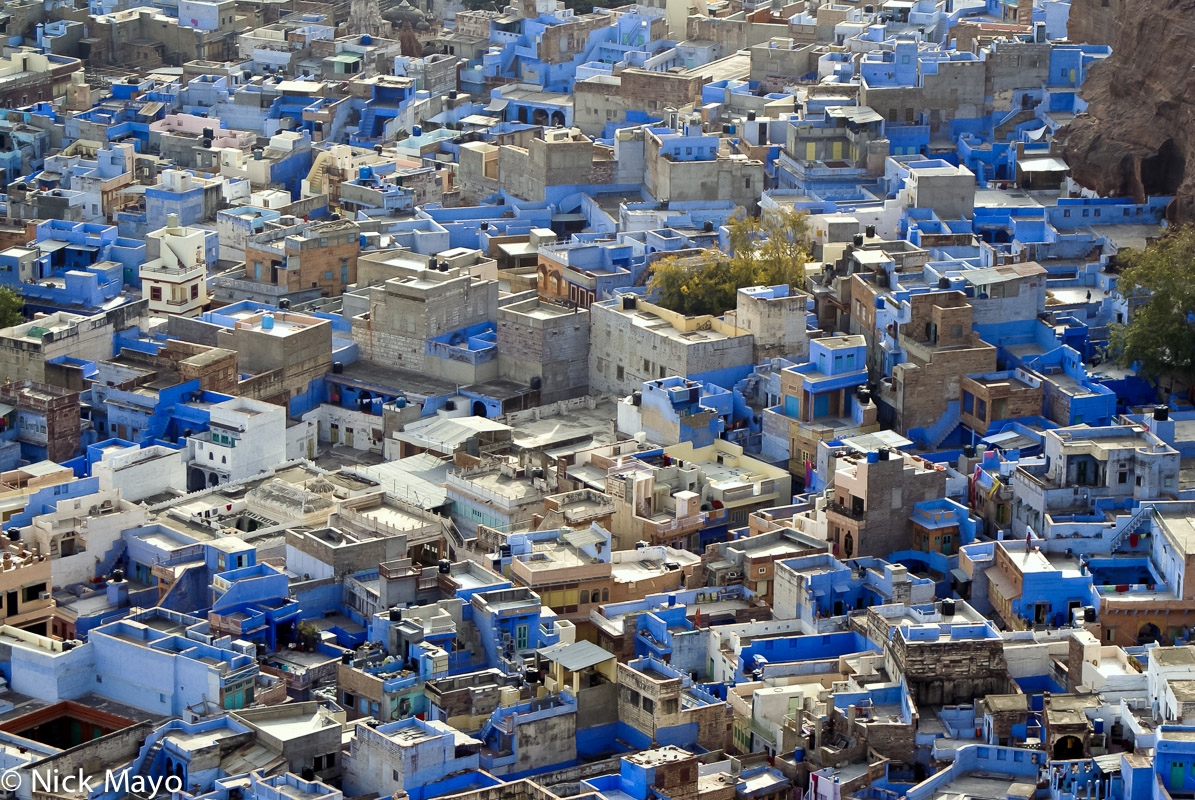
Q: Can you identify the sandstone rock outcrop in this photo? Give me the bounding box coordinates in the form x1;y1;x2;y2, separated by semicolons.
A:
1057;0;1195;220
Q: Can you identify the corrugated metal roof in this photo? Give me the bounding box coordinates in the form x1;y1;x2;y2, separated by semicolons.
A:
538;640;614;671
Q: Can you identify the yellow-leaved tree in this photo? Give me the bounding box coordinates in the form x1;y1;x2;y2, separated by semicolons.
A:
647;208;812;317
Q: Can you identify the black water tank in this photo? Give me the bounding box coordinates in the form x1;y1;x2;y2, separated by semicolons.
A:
938;276;951;290
963;444;975;458
202;127;214;139
445;399;456;411
341;652;352;664
1084;606;1096;622
1155;406;1170;421
704;220;714;232
622;295;637;310
529;376;542;390
112;568;124;582
448;90;458;100
855;386;871;404
278;298;291;310
202;138;212;148
853;234;864;246
877;447;890;461
632;391;642;406
865;224;876;238
438;559;451;574
942;599;956;616
5;529;17;541
375;144;384;154
389;608;402;622
332;361;344;374
746;110;756;121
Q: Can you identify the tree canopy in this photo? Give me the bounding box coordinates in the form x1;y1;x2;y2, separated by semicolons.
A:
1106;225;1195;382
646;209;813;317
0;287;24;329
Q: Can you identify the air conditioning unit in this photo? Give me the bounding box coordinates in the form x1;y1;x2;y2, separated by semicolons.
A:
38;591;51;601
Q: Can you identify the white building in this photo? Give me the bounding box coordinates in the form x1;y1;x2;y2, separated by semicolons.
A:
186;396;287;489
19;488;147;587
142;213;209;317
92;442;187;501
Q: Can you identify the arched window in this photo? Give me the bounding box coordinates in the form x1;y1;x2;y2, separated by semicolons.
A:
601;588;609;602
579;589;590;605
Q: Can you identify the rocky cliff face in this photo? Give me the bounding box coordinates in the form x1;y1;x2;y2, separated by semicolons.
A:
1064;0;1124;47
1057;0;1195;220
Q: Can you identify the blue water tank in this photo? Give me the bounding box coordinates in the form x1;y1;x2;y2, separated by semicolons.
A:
866;450;879;463
359;165;372;181
412;125;422;137
262;313;275;330
361;34;372;44
395;397;407;408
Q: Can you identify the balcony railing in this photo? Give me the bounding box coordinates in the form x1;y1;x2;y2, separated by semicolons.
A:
644;512;706;535
827;501;866;521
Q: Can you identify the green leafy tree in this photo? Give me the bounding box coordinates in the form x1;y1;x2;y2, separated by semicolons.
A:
297;621;321;651
1106;225;1195;382
0;287;24;329
647;208;813;317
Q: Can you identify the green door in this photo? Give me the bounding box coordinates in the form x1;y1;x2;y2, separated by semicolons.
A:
1172;761;1185;789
